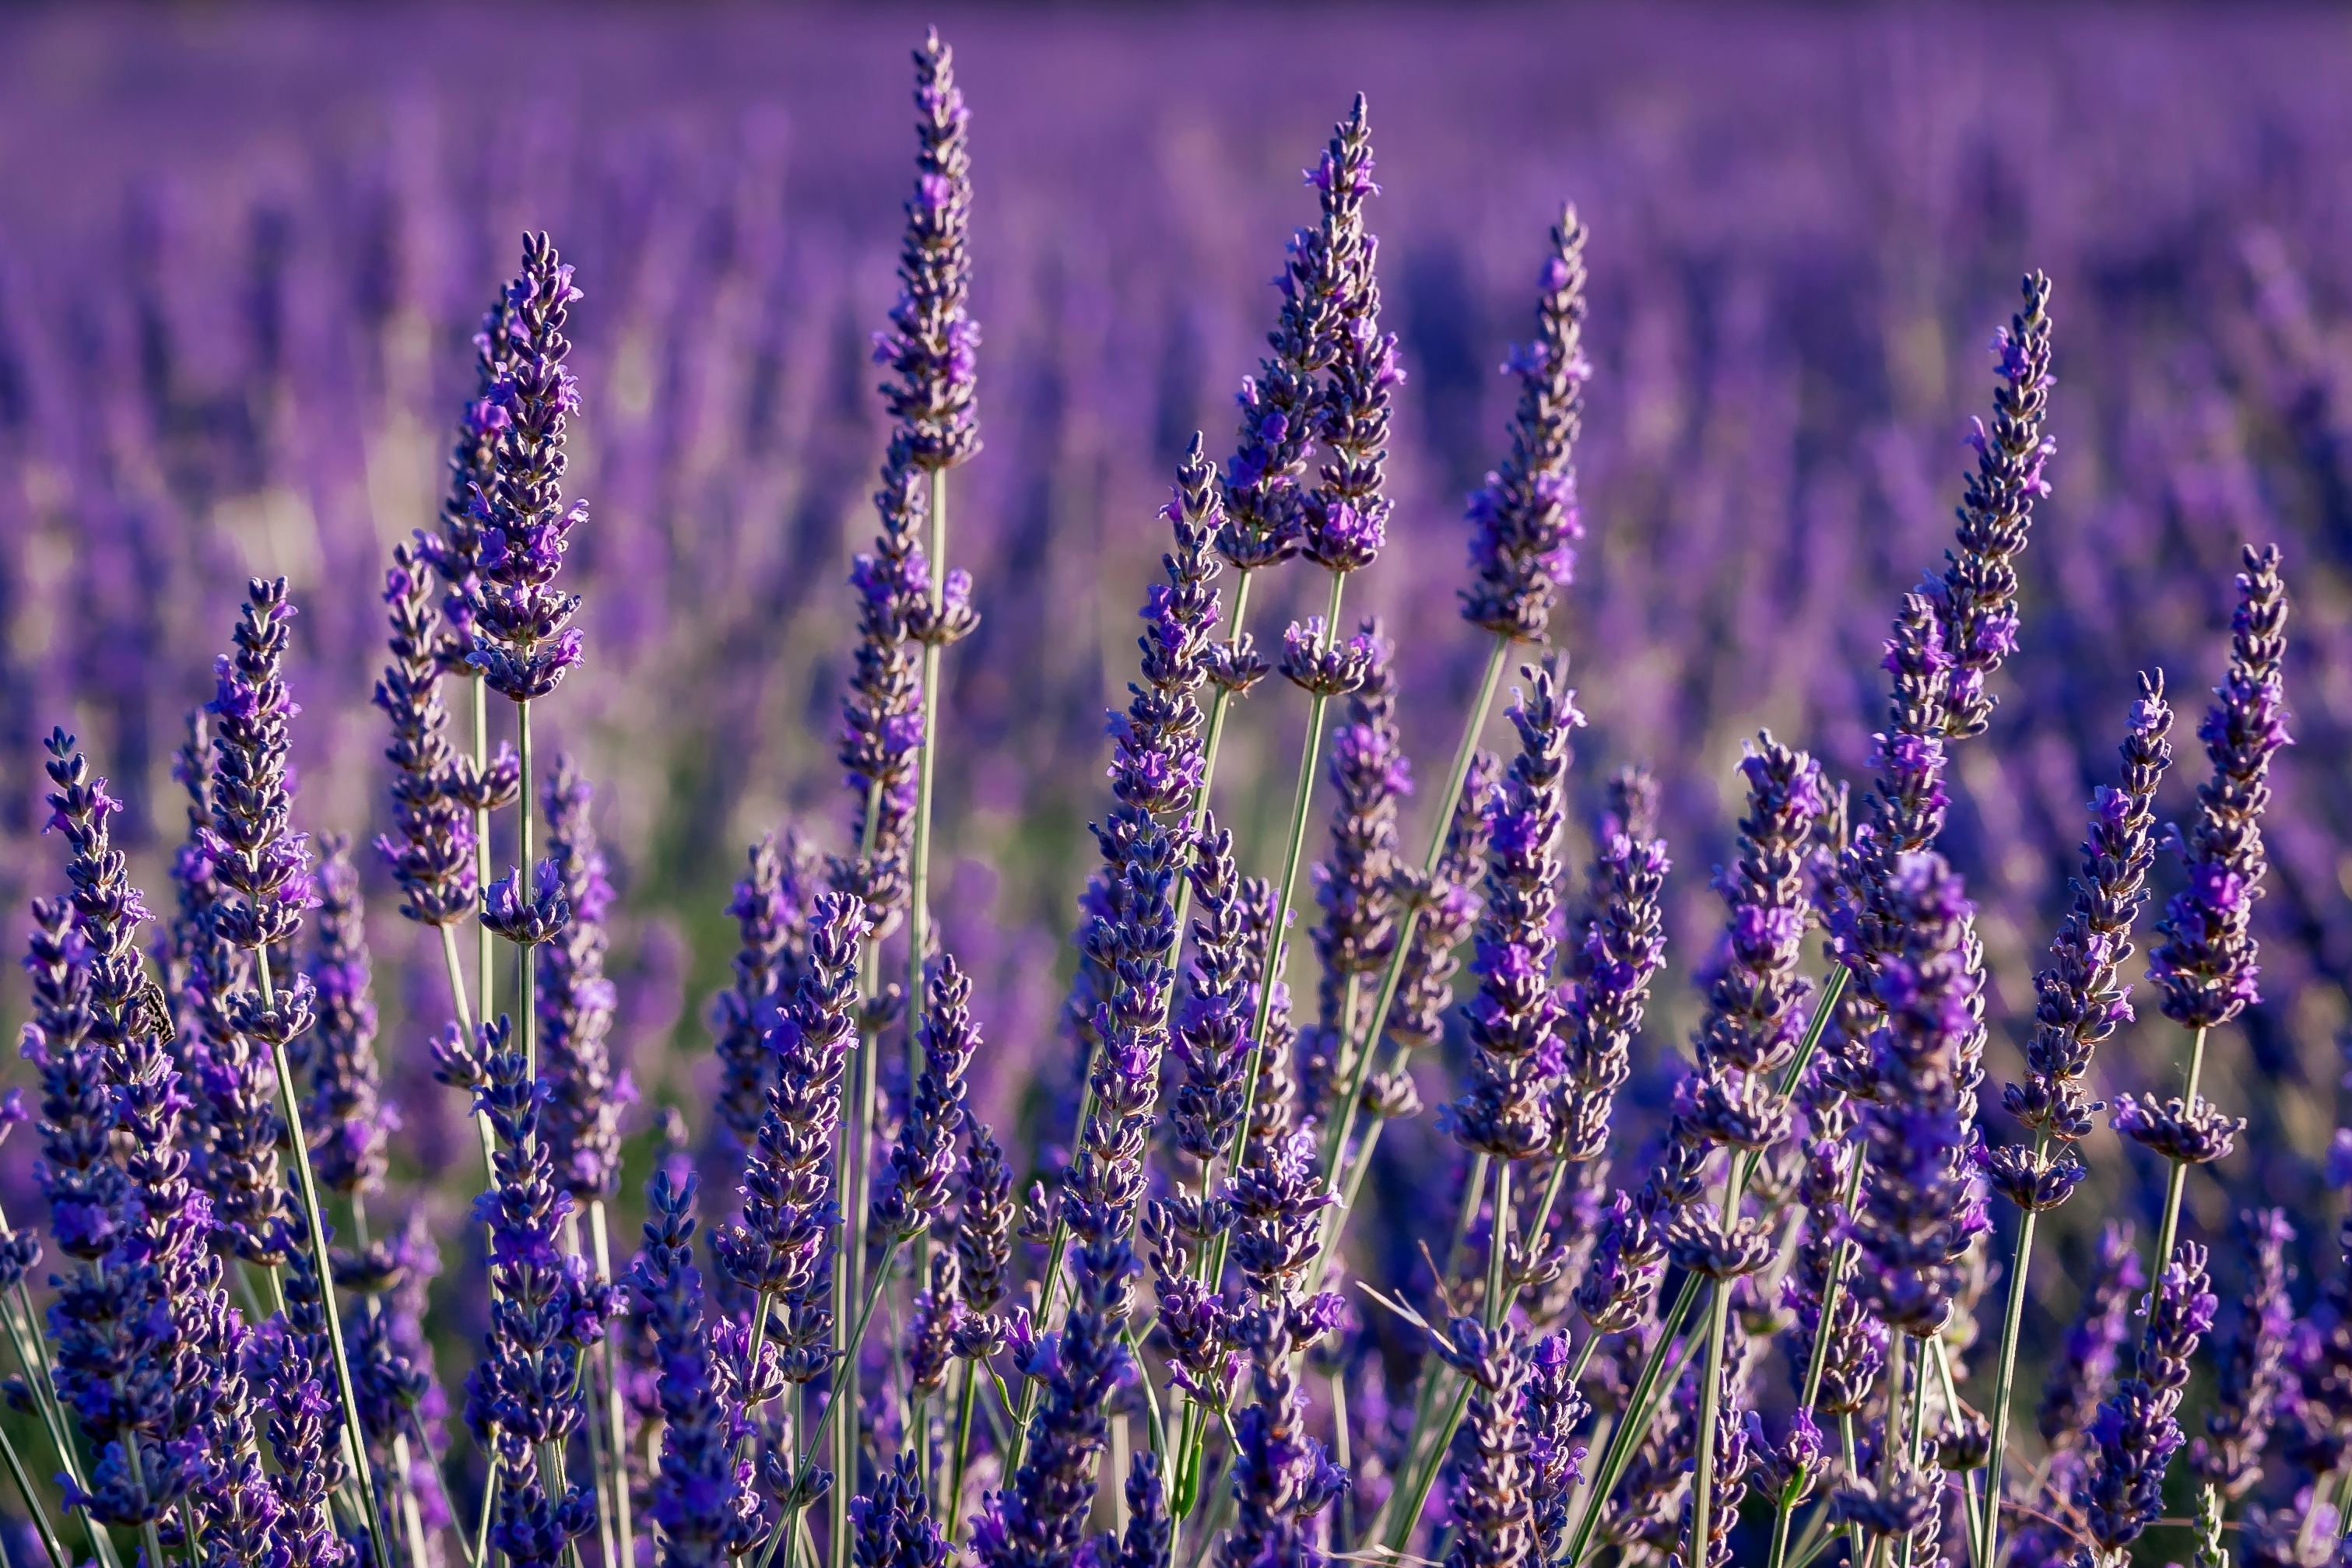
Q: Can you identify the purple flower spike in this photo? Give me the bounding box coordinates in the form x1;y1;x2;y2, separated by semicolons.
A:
1452;655;1583;1163
1934;271;2055;740
205;578;316;953
2147;543;2291;1030
1845;851;1984;1337
1463;207;1590;641
2077;1240;2217;1552
1553;765;1670;1162
1527;1331;1593;1561
872;952;981;1241
1218;1306;1345;1568
373;538;477;927
468;233;589;703
538;758;635;1201
2193;1208;2297;1500
1435;1316;1528;1568
302;833;391;1199
1220;96;1378;574
709;831;820;1156
634;1170;767;1566
872;29;979;472
830;437;928;926
1991;676;2173;1207
2040;1220;2145;1450
417;275;521;672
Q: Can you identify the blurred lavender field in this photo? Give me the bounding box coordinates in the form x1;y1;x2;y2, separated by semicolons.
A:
2;0;2349;1414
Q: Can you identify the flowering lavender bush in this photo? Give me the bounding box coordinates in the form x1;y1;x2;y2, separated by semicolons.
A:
0;9;2348;1568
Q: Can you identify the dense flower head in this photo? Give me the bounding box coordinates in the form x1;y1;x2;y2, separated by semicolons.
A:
1219;97;1376;573
1436;1316;1532;1568
1845;851;1985;1335
1933;270;2056;739
1215;1306;1345;1568
417;274;519;669
2148;542;2291;1028
1108;436;1223;817
872;953;980;1240
1452;655;1582;1160
954;1121;1016;1324
714;893;867;1381
2193;1207;2297;1499
1553;765;1670;1162
1169;817;1255;1166
709;830;818;1156
302;833;391;1197
872;28;979;471
1525;1332;1592;1561
634;1170;767;1567
831;435;929;925
1301;100;1396;575
1463;207;1589;640
372;538;477;926
468;232;589;701
202;579;316;952
537;757;635;1200
2077;1240;2217;1552
1996;678;2172;1192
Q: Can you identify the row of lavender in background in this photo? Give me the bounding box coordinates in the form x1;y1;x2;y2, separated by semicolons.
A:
0;7;2348;1568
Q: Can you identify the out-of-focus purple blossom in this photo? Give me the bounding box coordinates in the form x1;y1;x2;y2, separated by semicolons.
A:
1844;851;1985;1336
2147;542;2292;1029
1463;207;1588;642
1450;655;1581;1162
634;1170;767;1566
1385;751;1500;1054
1989;677;2172;1210
302;834;391;1198
708;830;818;1158
538;757;634;1201
2040;1220;2145;1450
467;233;589;703
2193;1207;2297;1500
714;893;866;1383
1552;765;1669;1163
372;540;477;928
872;29;978;474
1302;619;1408;1124
2076;1240;2217;1552
872;953;979;1240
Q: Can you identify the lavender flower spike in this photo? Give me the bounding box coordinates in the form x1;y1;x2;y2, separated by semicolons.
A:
2192;1207;2296;1501
873;953;981;1240
874;27;978;472
1437;1316;1531;1568
1552;766;1669;1162
303;834;391;1198
1463;205;1590;642
2078;1240;2218;1556
1302;101;1399;577
538;757;634;1201
2146;542;2291;1032
468;233;588;703
372;540;477;928
708;830;817;1157
2040;1221;2145;1450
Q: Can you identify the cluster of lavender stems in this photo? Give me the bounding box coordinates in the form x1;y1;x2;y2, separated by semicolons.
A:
8;31;2345;1568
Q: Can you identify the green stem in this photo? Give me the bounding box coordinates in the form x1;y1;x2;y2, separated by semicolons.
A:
0;1270;109;1568
1978;1150;2044;1568
1690;1161;1747;1568
1483;1160;1514;1330
1319;630;1511;1187
0;1415;65;1568
472;674;493;1044
589;1199;637;1568
1556;1298;1709;1566
517;697;536;1077
907;465;951;1107
258;956;391;1565
946;1358;978;1535
1930;1335;1984;1568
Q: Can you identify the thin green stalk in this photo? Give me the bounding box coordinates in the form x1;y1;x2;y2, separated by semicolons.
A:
472;674;493;1041
1690;1160;1747;1568
258;957;391;1563
1839;1412;1867;1568
1930;1335;1984;1568
774;1245;904;1549
2147;1027;2211;1315
946;1359;978;1532
472;1461;497;1568
0;1416;66;1568
1319;630;1511;1186
1483;1160;1513;1330
1556;1295;1709;1566
1890;1332;1915;1568
391;1430;432;1568
1978;1148;2045;1568
0;1275;104;1566
517;697;537;1077
589;1200;637;1568
907;465;952;1097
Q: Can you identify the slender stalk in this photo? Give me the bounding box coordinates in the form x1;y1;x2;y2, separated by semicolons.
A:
907;465;951;1093
1930;1335;1983;1568
1890;1332;1915;1568
472;674;493;1040
258;956;391;1563
517;699;536;1076
2146;1027;2211;1313
472;1463;497;1568
775;1244;904;1539
1690;1160;1748;1568
1320;629;1511;1184
1483;1160;1514;1330
0;1275;105;1566
0;1415;65;1568
435;921;504;1213
946;1358;978;1532
1977;1146;2044;1568
1555;1296;1709;1566
391;1429;432;1568
589;1200;637;1568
